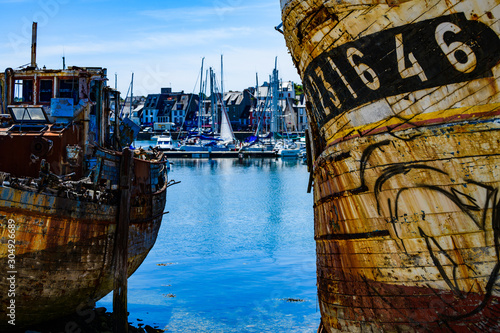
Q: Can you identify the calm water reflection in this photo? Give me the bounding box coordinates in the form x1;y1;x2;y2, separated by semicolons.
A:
98;156;319;332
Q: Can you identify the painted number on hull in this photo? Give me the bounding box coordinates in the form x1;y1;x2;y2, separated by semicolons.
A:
435;22;477;73
304;13;500;125
395;33;427;82
346;47;380;91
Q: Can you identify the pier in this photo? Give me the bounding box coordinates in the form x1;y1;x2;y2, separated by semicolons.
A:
160;150;278;159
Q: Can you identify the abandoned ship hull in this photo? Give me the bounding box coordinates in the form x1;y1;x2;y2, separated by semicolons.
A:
0;163;167;328
0;38;170;328
281;0;500;331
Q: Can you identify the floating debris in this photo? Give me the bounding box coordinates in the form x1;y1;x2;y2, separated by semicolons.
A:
156;262;177;266
276;298;306;303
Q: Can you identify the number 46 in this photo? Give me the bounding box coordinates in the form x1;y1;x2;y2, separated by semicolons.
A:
395;21;476;82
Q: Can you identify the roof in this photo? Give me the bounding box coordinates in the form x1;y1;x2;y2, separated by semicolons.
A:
224;91;244;105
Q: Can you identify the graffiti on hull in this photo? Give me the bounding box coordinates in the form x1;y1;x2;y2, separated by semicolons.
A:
317;131;500;328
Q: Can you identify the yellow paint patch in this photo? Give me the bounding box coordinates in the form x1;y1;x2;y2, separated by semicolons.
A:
326;102;500;146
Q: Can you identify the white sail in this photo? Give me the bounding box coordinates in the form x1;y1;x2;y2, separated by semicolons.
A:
220;105;234;142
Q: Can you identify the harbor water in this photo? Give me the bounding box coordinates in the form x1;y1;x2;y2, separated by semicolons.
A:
97;141;320;332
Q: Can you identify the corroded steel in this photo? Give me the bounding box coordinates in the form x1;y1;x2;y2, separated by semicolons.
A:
0;124;82;178
281;0;500;331
0;64;169;329
0;181;166;326
0;162;168;328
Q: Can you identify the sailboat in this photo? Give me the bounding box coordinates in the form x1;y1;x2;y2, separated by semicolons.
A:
179;57;237;152
240;61;281;153
241;58;301;157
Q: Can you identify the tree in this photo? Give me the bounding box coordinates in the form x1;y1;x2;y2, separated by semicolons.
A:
294;83;303;96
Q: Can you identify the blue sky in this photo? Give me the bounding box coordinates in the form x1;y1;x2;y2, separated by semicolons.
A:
0;0;300;96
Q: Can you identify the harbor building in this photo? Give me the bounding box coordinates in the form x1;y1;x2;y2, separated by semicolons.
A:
142;88;199;131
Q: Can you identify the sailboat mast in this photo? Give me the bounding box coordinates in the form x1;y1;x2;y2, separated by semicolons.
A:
198;58;204;135
221;55;224;104
130;72;134;118
254;73;260;136
210;67;216;134
220;55;224;135
204;69;208;130
271;57;279;136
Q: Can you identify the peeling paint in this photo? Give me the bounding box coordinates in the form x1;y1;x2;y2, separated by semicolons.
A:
0;64;169;328
282;0;500;331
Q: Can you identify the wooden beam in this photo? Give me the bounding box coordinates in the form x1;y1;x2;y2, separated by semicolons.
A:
113;147;133;333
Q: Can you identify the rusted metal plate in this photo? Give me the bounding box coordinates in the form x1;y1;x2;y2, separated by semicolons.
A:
0;125;82;178
282;0;500;331
0;63;169;329
0;180;166;327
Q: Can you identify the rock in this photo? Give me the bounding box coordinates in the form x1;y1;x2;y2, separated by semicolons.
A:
22;307;159;333
145;324;164;333
95;307;107;315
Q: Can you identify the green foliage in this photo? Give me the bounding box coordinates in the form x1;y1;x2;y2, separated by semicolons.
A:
294;83;303;96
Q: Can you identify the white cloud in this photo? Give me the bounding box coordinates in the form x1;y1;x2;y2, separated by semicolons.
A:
0;0;300;96
140;2;276;23
33;26;256;60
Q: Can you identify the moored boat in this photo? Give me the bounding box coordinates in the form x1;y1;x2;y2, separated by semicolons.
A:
0;31;169;328
156;132;176;151
281;0;500;331
274;139;303;157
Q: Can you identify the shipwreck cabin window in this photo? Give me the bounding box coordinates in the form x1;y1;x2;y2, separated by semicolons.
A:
58;78;79;102
89;80;98;103
39;79;53;103
8;106;50;124
14;79;34;103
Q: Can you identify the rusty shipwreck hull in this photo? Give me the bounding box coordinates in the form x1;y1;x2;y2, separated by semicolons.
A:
281;0;500;331
0;156;167;328
0;39;170;329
